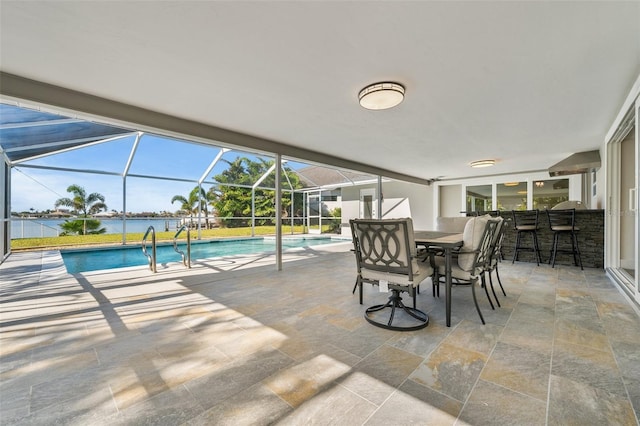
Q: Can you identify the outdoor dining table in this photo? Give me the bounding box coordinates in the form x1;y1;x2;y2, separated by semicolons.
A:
414;230;464;327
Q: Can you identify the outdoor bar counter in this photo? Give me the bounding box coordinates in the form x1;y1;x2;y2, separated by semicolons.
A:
500;209;605;269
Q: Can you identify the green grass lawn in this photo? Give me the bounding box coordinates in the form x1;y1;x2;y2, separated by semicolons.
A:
11;225;320;250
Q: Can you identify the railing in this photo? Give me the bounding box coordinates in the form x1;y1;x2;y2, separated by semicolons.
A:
141;226;157;273
173;225;191;268
11;218;60;238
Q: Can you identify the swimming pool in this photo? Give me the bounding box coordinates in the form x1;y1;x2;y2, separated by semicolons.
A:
61;236;349;274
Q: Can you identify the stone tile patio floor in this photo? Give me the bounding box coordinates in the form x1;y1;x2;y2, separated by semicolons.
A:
1;243;639;425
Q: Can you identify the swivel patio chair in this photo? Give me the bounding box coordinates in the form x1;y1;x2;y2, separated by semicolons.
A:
546;208;583;270
350;218;433;331
433;216;500;324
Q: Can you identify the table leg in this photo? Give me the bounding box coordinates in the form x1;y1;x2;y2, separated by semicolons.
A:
445;247;452;327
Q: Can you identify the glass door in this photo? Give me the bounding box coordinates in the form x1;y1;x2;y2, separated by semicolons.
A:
306;190;321;234
620;130;636;283
360;188;376;219
606;101;639;304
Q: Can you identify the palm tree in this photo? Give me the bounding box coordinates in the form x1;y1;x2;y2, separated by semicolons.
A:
171;187;208;227
54;184;108;235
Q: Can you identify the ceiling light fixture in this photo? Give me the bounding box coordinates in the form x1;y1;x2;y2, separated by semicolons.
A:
358;82;405;110
470;159;495;168
504;182;519;187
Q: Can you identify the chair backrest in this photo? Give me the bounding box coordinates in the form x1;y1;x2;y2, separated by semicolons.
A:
350;218;419;280
436;216;472;233
512;210;539;229
474;219;500;271
488;217;506;267
546;208;576;230
457;215;498;271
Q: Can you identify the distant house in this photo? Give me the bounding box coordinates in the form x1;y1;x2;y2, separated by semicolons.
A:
93;211;116;218
48;209;74;218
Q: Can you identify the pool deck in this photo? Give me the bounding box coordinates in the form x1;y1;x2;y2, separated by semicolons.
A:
1;244;640;425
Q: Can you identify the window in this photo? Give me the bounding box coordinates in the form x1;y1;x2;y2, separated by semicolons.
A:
532;179;569;210
451;175;577;215
498;182;526;211
466;185;492;213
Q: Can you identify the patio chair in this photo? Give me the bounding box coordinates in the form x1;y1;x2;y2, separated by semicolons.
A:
511;210;542;265
546;208;583;270
483;216;507;307
433;217;500;324
350;218;433;331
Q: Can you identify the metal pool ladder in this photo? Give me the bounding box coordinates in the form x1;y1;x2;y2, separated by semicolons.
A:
173;225;192;268
142;226;157;273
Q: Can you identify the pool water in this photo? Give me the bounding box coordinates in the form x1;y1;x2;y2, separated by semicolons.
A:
61;237;347;273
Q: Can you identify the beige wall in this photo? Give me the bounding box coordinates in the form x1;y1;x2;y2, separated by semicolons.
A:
340;185;363;234
439;184;463;217
592;147;606;209
339;181;434;233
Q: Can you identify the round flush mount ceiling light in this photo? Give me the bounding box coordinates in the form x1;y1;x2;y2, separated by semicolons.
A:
470;159;496;168
358;82;405;110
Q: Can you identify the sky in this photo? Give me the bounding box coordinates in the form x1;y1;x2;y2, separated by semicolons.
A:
11;133;309;214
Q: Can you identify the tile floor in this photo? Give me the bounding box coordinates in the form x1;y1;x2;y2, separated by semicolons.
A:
1;242;639;425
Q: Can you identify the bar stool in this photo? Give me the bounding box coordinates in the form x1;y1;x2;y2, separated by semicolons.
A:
546;208;583;270
511;210;542;266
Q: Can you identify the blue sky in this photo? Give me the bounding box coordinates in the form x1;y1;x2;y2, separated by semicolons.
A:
12;133;307;214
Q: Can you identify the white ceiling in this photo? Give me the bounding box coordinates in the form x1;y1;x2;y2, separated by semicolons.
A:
1;1;639;182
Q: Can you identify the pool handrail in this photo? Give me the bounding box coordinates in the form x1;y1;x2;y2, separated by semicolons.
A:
141;226;157;273
173;225;192;268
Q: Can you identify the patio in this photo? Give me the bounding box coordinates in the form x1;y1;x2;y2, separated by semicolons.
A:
1;244;639;425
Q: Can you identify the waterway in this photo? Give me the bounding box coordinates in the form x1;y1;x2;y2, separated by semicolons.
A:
11;218;183;238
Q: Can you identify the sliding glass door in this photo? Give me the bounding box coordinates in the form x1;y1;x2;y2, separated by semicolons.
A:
606;102;639;304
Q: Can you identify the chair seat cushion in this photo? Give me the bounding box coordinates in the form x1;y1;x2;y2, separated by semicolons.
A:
515;225;537;231
433;256;474;281
551;225;577;231
361;264;433;288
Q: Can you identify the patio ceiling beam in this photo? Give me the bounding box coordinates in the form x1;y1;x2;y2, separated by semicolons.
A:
281;163;294;192
0;72;432;186
336;169;356;185
0;117;85;129
10;132;136;165
200;179;296;193
123;132;143;177
126;173;197;183
121;131;145;244
253;163;278;189
198;148;230;185
17;163;121;176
